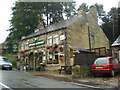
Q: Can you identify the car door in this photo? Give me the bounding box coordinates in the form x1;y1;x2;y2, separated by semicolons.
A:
110;58;119;72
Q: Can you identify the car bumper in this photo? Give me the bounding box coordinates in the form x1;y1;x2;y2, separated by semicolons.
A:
92;69;112;74
0;65;12;70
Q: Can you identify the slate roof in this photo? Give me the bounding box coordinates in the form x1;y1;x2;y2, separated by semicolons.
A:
21;15;87;40
69;46;90;53
111;35;120;46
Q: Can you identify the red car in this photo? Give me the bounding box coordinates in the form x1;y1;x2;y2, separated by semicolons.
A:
92;57;120;77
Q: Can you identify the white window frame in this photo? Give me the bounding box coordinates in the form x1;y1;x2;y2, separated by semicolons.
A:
47;35;52;45
53;34;59;44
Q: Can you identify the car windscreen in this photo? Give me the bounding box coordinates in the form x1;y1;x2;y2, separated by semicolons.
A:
0;58;9;61
94;58;109;64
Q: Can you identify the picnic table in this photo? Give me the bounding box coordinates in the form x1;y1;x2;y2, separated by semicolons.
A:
36;63;46;71
58;66;72;74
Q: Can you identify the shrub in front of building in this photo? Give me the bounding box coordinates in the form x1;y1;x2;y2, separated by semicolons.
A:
72;65;92;78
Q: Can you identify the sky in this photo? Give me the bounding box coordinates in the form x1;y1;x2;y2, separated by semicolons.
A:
0;0;120;44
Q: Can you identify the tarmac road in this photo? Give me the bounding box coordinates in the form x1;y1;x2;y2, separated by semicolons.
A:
0;70;96;90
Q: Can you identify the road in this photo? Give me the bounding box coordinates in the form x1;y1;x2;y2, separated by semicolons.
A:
0;70;96;89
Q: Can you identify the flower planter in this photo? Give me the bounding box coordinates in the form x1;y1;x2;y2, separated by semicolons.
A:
52;59;58;64
47;60;52;64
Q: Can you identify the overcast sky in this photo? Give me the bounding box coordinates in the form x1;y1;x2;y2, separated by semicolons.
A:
0;0;119;44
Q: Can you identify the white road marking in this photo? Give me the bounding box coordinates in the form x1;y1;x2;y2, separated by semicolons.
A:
70;82;100;88
0;82;12;89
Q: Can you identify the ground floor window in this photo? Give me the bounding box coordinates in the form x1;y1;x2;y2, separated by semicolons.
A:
47;51;59;64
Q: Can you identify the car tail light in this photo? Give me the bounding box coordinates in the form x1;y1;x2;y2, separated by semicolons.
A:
92;65;96;69
103;65;111;69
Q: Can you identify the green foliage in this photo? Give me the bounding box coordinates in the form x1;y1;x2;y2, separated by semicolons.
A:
78;3;89;12
5;2;76;53
3;54;17;68
72;65;80;78
94;3;105;18
72;65;91;78
101;7;119;44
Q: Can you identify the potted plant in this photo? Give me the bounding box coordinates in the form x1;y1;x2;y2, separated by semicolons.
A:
52;59;58;64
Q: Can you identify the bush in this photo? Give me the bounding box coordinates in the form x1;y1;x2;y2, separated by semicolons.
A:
72;65;92;78
72;65;80;78
79;65;91;77
3;54;17;68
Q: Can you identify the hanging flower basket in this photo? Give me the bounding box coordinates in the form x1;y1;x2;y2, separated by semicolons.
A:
46;46;51;49
59;46;63;49
59;58;63;62
53;43;59;48
59;46;63;51
49;48;55;52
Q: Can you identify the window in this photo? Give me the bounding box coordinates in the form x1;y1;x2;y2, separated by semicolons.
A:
94;58;109;64
54;51;59;64
21;43;25;50
91;35;95;44
54;34;59;44
47;35;52;45
47;52;52;64
110;58;118;64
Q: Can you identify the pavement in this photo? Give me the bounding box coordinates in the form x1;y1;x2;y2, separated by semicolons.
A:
21;69;120;90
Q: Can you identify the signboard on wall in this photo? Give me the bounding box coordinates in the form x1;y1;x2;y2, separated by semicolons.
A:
60;35;66;41
29;40;45;47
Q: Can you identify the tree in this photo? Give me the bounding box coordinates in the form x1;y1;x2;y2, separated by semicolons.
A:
77;3;89;12
94;3;105;18
6;2;77;53
101;7;119;45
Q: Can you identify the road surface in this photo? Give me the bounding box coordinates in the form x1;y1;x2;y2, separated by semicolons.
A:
0;70;96;89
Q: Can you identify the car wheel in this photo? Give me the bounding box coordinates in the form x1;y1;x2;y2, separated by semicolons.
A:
111;70;115;77
93;74;97;77
10;68;12;70
8;67;12;70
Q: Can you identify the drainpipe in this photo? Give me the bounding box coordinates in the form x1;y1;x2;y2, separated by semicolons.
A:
64;30;67;66
88;26;91;51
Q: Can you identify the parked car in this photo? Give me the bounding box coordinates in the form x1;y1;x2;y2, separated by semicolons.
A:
92;57;120;77
0;56;12;70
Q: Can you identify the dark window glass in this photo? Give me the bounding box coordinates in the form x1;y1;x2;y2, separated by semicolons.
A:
110;58;118;64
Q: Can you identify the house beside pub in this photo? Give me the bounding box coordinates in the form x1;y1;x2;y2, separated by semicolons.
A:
111;35;120;61
17;6;109;70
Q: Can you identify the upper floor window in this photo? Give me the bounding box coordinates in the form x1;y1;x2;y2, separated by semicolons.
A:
91;35;95;44
53;34;59;44
21;43;25;50
47;35;52;45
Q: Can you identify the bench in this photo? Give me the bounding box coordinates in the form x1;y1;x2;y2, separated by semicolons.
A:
58;66;72;74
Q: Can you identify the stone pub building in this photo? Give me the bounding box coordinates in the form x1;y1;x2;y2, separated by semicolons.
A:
18;6;109;70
